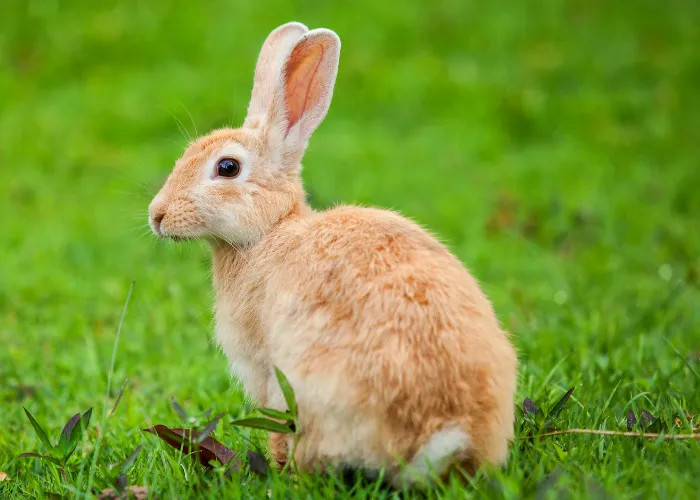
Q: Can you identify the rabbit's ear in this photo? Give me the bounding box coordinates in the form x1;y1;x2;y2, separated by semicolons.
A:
265;29;340;162
244;22;309;128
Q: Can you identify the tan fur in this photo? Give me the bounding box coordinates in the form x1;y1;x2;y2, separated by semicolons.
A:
148;22;517;486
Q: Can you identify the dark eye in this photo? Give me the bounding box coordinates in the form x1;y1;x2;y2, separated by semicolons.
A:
216;158;241;178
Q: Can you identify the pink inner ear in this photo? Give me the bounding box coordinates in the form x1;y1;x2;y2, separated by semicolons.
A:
284;39;329;136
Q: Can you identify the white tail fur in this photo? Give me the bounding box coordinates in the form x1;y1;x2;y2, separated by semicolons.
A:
398;426;471;485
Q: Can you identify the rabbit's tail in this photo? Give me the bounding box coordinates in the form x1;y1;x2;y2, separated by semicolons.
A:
396;425;471;485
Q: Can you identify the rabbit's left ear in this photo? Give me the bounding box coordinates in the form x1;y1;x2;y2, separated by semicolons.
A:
265;29;341;163
244;22;309;129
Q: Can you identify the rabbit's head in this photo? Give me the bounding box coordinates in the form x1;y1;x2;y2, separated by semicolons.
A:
148;22;340;246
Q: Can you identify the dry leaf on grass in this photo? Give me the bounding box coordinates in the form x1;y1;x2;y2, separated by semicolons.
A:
143;422;238;469
99;485;148;499
0;472;9;482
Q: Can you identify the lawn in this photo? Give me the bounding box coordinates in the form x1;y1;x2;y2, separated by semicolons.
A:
1;0;699;497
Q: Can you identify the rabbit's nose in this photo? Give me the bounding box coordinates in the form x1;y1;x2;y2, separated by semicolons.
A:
151;212;165;234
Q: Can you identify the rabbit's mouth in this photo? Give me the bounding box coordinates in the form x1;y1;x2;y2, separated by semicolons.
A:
168;235;198;242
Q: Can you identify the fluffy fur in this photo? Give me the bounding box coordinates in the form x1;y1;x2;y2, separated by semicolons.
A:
148;22;517;486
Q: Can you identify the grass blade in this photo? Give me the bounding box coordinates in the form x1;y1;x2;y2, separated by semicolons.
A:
664;337;700;381
83;281;134;495
595;379;621;427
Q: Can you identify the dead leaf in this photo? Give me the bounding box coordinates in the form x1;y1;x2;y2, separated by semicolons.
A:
522;210;543;239
143;425;239;469
9;383;36;401
0;472;9;482
99;485;149;499
486;192;518;235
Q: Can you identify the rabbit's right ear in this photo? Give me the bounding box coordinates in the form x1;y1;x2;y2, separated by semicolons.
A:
264;29;341;167
244;22;309;128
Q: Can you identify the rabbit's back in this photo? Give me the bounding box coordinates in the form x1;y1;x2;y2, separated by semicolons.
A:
257;206;516;481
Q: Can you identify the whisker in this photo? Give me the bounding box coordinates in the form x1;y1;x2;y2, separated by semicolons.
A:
178;100;199;137
160;106;192;142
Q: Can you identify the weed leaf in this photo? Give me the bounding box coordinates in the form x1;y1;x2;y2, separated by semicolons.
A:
66;408;93;453
19;453;62;466
258;408;292;420
286;420;297;433
274;367;297;419
231;417;295;434
535;468;563;500
171;398;189;422
48;455;67;466
247;450;269;476
640;410;655;428
22;408;53;451
524;398;539;417
626;409;637;431
646;417;667;434
116;474;128;493
546;387;575;423
195;413;224;444
57;413;81;455
120;445;142;475
62;445;78;464
110;380;128;416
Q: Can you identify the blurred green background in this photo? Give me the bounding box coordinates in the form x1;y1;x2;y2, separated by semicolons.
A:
1;0;699;497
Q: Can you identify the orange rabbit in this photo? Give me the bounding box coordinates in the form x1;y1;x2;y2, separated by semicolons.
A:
148;22;517;486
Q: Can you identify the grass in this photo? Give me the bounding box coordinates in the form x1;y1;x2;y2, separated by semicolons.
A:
1;0;699;497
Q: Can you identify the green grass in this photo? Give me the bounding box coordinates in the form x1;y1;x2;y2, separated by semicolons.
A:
1;0;699;497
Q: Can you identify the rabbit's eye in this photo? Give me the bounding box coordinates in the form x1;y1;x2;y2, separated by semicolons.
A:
216;158;241;178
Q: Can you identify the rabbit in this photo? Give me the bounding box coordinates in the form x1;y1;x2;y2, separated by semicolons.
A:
148;22;517;486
